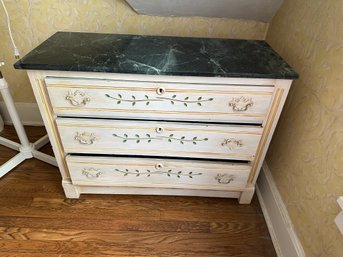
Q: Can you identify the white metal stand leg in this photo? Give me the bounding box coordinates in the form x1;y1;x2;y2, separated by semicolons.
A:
0;75;57;178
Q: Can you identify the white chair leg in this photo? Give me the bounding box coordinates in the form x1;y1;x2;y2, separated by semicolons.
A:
32;149;57;167
0;136;21;151
0;152;26;178
32;134;50;150
0;75;57;174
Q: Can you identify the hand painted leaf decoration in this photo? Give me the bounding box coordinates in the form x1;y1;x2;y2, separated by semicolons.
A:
198;97;202;100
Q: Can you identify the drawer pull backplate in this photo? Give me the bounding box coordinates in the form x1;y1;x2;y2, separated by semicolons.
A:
66;90;90;106
215;174;235;184
228;96;254;112
221;138;243;150
74;132;97;145
82;168;102;178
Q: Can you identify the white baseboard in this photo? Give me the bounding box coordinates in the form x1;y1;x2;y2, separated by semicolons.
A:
256;162;306;257
0;102;44;126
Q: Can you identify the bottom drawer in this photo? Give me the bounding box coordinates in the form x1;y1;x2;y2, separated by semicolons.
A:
66;155;251;191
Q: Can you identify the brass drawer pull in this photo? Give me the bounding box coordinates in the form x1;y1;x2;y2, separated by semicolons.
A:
66;90;90;106
215;174;234;184
228;96;254;112
74;132;97;144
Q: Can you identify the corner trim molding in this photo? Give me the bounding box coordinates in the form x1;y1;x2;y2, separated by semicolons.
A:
256;162;306;257
0;102;43;126
335;197;343;235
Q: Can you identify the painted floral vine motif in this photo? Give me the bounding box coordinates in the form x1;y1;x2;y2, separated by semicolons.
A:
113;133;208;144
105;93;214;106
114;168;202;178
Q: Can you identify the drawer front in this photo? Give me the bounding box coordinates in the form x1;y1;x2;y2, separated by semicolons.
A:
57;118;262;161
46;77;274;123
66;155;250;190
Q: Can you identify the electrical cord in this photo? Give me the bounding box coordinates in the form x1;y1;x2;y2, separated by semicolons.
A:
0;0;20;59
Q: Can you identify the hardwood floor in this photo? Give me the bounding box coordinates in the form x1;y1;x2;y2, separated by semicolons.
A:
0;125;277;257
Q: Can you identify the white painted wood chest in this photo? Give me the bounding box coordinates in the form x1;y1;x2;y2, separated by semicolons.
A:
15;32;297;204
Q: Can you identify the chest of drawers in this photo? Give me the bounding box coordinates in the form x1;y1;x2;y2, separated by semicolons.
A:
15;32;298;204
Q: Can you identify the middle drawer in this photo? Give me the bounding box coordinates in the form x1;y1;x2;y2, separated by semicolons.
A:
56;118;262;161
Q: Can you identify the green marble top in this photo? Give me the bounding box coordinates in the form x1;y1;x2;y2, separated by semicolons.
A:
14;32;298;79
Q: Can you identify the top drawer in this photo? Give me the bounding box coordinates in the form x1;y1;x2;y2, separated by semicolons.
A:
45;77;274;123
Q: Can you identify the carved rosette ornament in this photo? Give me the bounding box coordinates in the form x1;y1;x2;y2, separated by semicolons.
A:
66;90;91;106
82;168;102;179
221;138;243;150
74;132;97;145
228;96;254;111
215;174;235;184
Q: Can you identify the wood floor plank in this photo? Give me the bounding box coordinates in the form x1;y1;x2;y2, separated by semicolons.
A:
0;125;277;257
0;217;211;233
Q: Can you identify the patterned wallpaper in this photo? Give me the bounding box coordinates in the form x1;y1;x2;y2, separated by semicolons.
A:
0;0;268;103
266;0;343;256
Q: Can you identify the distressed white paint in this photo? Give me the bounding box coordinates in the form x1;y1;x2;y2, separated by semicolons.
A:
66;155;250;190
57;117;262;161
27;70;293;203
45;76;273;123
125;0;283;22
